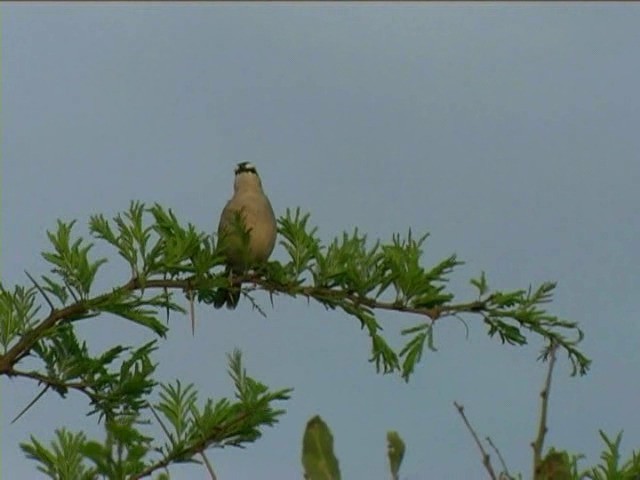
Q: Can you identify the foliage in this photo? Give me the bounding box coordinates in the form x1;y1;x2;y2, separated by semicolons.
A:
301;415;406;480
580;431;640;480
19;351;291;479
302;416;341;480
0;201;593;477
387;431;406;480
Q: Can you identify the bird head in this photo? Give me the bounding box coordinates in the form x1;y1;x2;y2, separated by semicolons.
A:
233;162;263;192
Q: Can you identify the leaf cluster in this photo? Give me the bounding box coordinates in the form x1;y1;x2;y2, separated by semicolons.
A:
531;431;640;480
19;351;291;479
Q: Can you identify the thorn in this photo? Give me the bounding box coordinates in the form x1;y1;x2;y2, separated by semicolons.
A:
189;291;196;336
12;385;49;424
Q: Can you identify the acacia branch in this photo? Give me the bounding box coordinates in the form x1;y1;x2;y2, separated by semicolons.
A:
0;271;581;378
0;274;437;373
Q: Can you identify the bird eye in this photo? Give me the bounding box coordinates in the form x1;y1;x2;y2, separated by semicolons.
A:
235;162;257;174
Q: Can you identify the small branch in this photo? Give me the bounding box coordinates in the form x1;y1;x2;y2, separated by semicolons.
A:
243;291;267;318
148;403;173;444
486;436;511;479
454;401;497;480
63;278;80;303
7;368;105;407
200;452;217;480
0;300;88;372
532;342;559;479
25;270;55;313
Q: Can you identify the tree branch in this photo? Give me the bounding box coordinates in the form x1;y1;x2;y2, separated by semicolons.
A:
0;271;584;379
6;367;109;423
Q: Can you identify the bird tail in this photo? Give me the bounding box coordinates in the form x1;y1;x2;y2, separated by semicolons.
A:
213;269;241;309
212;287;240;309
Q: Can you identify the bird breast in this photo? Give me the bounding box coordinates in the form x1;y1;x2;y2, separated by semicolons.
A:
219;192;277;269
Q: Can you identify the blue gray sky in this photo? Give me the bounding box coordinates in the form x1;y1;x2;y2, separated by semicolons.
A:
2;5;639;479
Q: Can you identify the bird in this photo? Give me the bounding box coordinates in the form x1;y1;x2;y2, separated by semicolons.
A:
213;162;277;309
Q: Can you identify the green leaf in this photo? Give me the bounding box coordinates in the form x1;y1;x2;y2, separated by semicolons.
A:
387;431;406;480
156;380;198;442
0;284;40;351
470;271;488;296
21;429;93;480
302;415;341;480
96;297;169;337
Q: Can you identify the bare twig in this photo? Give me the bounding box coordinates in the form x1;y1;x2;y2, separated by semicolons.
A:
200;452;217;480
148;403;174;444
63;278;80;303
453;313;470;339
532;342;559;479
5;368;113;424
25;270;55;313
243;290;267;318
486;436;511;479
454;401;497;480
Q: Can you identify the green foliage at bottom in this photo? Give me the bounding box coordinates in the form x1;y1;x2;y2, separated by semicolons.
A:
301;416;406;480
387;431;406;480
19;351;291;479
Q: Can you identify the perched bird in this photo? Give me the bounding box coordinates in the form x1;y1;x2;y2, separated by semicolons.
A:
214;162;277;309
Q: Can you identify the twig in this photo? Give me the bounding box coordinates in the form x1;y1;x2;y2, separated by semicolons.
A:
454;401;497;480
532;342;559;478
63;278;80;303
453;313;470;339
200;452;217;480
148;403;173;444
8;368;105;404
243;290;267;318
486;436;511;479
25;270;55;313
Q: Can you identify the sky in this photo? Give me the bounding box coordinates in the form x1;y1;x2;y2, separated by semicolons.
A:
2;4;639;479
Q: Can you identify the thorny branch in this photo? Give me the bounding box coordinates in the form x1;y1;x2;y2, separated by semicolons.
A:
0;274;480;372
